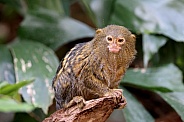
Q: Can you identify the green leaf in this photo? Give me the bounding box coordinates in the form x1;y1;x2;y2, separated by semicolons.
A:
143;34;167;67
157;92;184;121
110;0;184;41
0;80;33;96
18;8;95;50
123;64;184;92
80;0;114;27
123;88;154;122
0;96;34;112
175;43;184;72
0;45;15;84
80;0;97;26
10;40;59;114
61;0;72;16
0;81;8;88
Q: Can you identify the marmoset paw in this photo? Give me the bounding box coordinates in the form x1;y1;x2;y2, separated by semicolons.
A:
114;95;127;109
64;96;86;109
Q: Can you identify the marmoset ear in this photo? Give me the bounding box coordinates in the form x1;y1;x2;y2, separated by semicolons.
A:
131;34;136;41
96;29;103;34
131;34;136;39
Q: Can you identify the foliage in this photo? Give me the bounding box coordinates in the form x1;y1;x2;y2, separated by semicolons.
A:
0;0;184;121
0;80;34;112
122;88;154;122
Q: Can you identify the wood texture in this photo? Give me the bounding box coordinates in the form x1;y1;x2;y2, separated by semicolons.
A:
43;89;126;122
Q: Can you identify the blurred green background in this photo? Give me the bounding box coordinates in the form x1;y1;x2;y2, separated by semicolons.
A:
0;0;184;122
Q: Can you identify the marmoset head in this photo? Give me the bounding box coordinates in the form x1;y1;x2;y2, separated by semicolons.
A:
93;25;136;54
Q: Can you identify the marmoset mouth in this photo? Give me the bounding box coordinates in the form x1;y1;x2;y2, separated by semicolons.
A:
108;45;121;53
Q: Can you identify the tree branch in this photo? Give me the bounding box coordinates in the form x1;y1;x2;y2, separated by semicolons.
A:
43;89;126;122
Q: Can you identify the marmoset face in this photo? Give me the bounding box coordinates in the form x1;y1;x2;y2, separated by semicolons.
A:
94;25;136;55
105;35;126;53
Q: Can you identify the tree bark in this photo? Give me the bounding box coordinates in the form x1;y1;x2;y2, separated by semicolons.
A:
43;89;126;122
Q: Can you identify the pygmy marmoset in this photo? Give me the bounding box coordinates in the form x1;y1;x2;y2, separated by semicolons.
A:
52;25;137;110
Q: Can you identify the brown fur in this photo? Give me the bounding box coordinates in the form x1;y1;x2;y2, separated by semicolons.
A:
52;25;137;110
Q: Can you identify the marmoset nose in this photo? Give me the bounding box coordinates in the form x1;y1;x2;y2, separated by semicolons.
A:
113;39;117;44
